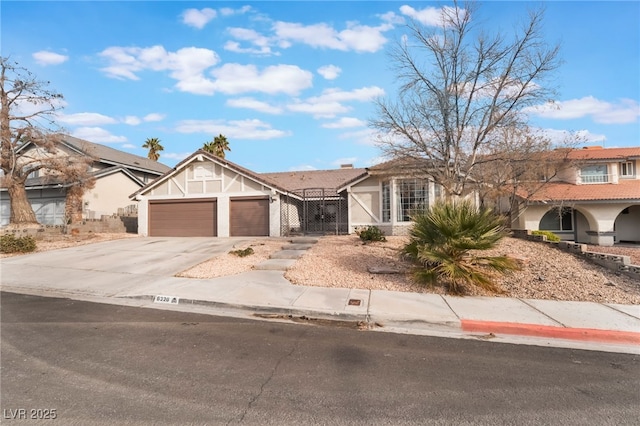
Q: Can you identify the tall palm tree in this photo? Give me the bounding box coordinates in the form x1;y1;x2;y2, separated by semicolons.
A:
142;137;163;161
203;134;230;158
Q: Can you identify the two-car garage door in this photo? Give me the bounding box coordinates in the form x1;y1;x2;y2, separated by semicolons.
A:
148;197;269;237
149;199;217;237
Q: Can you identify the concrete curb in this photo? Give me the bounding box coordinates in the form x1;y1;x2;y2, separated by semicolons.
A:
461;319;640;345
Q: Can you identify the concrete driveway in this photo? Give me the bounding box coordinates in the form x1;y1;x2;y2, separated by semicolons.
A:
0;237;256;298
2;237;253;276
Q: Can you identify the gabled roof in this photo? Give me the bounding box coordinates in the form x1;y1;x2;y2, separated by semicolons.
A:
525;180;640;203
1;165;146;191
61;135;171;175
131;150;292;199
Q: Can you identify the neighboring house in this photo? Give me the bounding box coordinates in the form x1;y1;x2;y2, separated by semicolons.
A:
511;146;640;246
0;135;171;226
132;151;451;237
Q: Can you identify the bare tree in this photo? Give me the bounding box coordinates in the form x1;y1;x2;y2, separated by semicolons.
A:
371;1;561;198
472;126;581;219
1;57;94;225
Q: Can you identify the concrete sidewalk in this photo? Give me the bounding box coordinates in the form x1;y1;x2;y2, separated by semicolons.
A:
1;237;639;354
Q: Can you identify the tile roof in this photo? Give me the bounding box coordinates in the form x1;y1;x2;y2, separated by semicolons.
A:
567;146;640;161
62;135;171;175
527;180;640;202
260;168;368;193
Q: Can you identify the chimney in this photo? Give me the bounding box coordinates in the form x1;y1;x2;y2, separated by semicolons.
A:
340;164;354;169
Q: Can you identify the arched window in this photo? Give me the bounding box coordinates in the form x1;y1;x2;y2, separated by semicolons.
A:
540;207;573;231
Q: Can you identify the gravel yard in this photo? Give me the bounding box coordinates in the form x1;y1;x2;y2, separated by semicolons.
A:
3;232;639;305
285;236;640;305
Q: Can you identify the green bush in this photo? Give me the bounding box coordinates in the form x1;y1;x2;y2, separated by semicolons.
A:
230;247;254;257
531;230;561;242
403;200;519;295
355;225;386;243
0;234;37;253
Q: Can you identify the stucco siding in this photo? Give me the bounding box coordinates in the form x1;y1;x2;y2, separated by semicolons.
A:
84;172;141;218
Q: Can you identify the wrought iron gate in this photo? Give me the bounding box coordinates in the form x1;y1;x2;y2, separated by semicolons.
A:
280;188;348;236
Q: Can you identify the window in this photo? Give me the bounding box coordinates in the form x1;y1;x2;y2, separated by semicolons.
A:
396;179;429;222
620;161;634;177
381;181;391;222
540;207;573;231
27;169;40;179
580;164;608;183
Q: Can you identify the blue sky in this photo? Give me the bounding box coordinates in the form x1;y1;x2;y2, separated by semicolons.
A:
3;1;639;172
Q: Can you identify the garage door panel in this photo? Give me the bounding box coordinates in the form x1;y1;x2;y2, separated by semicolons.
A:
149;199;217;237
230;197;269;237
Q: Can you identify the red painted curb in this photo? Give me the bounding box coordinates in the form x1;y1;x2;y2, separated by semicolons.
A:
461;320;640;345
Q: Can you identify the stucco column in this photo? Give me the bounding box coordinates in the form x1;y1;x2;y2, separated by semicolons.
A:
217;196;230;237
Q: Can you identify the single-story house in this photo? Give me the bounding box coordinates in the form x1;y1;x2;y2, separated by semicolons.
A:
132;146;639;245
511;146;640;246
0;136;171;226
131;150;454;237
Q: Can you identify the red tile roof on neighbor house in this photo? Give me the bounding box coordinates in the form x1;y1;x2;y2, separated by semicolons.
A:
566;146;640;161
527;180;640;202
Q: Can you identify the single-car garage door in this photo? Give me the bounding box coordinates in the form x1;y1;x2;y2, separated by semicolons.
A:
230;197;269;236
149;199;217;237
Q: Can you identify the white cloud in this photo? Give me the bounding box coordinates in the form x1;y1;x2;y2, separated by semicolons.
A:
534;127;607;145
181;8;217;29
317;65;341;80
225;28;274;55
210;63;312;95
175;119;290;140
32;51;69;66
72;127;127;143
287;86;384;118
526;97;640;124
99;45;220;95
322;117;366;129
57;112;116;126
220;6;251;17
226;97;283;114
273;20;390;53
123;116;141;125
399;5;464;26
143;113;166;122
121;143;137;149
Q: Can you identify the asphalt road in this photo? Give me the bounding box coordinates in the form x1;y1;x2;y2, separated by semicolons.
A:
1;291;639;425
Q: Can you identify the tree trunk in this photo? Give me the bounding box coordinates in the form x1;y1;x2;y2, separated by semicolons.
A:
65;185;84;225
6;178;39;224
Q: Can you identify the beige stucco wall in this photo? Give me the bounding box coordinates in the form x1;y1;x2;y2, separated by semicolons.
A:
84;172;141;219
348;176;382;227
136;158;280;237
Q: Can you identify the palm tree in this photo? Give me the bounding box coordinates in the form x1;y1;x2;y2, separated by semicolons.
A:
142;137;163;161
403;200;519;295
203;134;230;158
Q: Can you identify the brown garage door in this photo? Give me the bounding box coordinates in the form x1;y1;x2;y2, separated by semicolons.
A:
230;197;269;236
149;199;217;237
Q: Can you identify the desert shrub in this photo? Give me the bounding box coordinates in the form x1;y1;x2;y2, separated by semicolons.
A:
531;230;561;242
230;247;254;257
0;234;37;253
403;200;519;295
355;225;386;243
